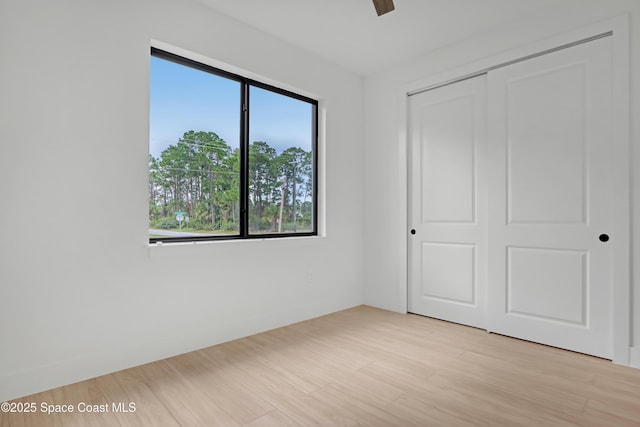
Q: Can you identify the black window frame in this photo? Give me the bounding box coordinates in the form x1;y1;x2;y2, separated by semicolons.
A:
149;47;318;244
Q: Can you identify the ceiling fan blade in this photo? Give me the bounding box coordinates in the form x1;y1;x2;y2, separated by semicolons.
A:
372;0;395;16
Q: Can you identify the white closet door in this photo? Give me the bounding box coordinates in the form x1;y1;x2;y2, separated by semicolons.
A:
408;75;487;329
487;37;613;358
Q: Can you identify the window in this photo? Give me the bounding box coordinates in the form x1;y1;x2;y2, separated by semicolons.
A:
149;48;318;243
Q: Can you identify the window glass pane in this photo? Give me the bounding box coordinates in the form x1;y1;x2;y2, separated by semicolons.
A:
249;86;315;234
149;56;241;239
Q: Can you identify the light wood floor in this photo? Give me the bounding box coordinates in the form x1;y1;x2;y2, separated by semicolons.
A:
2;305;640;426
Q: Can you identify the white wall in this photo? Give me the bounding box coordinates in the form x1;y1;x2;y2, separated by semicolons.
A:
0;0;364;401
364;1;640;355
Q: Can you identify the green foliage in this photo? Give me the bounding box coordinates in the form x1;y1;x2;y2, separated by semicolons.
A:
149;131;313;234
154;217;179;230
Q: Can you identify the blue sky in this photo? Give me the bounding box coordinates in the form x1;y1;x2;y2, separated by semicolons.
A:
149;56;313;159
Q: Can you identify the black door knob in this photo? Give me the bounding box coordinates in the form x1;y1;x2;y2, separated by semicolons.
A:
410;229;416;235
599;234;609;242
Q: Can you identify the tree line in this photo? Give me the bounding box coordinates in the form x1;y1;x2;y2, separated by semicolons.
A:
149;130;313;233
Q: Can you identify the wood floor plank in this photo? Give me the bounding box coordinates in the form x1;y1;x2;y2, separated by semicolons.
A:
2;305;639;426
584;395;640;423
386;393;480;427
129;359;241;426
163;350;274;425
426;367;587;425
436;357;587;413
243;409;300;427
257;388;360;427
310;383;420;427
574;406;640;427
98;368;180;427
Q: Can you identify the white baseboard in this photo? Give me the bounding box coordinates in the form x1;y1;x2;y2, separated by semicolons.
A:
630;346;640;369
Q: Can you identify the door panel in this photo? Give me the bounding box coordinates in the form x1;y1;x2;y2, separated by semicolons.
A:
409;75;487;329
420;96;476;223
506;63;587;224
487;37;613;358
507;247;587;324
421;242;475;304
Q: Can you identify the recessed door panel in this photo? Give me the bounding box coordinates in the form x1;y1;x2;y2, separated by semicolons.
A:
421;242;475;304
507;247;587;324
421;96;475;223
507;64;587;224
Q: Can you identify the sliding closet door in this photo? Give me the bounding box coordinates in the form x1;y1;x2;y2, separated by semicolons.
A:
408;75;487;329
487;36;613;358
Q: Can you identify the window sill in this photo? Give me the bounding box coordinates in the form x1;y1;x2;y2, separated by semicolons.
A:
147;235;325;258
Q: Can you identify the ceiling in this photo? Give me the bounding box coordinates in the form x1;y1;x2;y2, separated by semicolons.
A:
195;0;572;76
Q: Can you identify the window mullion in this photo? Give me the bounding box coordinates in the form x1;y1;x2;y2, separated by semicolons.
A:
239;82;250;237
